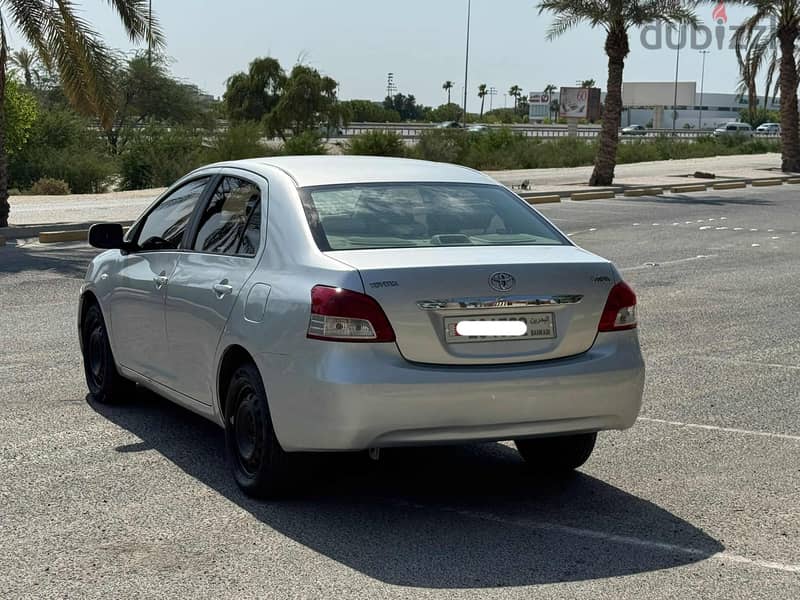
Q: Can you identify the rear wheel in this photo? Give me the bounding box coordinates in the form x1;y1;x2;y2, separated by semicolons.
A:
81;302;135;404
514;432;597;473
224;363;293;498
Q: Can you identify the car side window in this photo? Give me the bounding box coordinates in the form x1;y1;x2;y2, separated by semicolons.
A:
193;176;262;256
135;178;210;251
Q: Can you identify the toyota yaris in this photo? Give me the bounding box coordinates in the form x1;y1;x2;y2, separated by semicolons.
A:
79;156;645;497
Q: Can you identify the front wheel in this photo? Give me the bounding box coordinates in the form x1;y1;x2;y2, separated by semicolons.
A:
81;303;135;404
224;363;293;498
514;432;597;473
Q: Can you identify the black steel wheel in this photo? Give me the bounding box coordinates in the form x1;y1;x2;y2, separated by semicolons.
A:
224;362;293;498
80;302;134;404
514;432;597;474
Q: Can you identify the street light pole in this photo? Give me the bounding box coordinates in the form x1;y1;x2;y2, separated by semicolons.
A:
147;0;152;65
672;25;683;133
462;0;471;126
698;50;710;130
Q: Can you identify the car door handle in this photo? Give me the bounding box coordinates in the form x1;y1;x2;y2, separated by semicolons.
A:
153;275;169;289
212;283;233;298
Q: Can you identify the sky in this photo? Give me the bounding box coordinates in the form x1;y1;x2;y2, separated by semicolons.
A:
10;1;763;111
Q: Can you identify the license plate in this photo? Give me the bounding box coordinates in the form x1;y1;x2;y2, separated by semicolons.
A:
444;313;556;343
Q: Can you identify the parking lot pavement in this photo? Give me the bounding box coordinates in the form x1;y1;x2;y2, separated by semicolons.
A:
1;186;798;599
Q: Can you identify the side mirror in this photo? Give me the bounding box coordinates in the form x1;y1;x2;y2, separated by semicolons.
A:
88;223;127;249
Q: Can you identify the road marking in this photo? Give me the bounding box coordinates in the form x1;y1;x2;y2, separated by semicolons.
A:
639;417;800;442
398;503;800;574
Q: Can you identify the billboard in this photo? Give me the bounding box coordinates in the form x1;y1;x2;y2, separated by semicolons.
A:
528;92;551;105
528;91;552;121
559;87;602;120
622;82;696;106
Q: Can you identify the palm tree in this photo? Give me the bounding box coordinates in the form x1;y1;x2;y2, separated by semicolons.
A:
544;83;557;119
0;1;162;228
508;84;522;109
538;0;696;185
442;80;454;104
477;83;488;118
580;79;596;88
732;0;800;172
9;47;40;87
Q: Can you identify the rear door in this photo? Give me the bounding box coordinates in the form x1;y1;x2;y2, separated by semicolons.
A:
163;173;266;404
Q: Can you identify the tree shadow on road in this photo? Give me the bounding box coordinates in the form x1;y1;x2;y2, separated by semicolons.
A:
626;194;774;207
0;241;96;277
89;390;724;589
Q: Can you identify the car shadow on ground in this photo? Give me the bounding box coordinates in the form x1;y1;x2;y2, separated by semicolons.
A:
89;389;724;588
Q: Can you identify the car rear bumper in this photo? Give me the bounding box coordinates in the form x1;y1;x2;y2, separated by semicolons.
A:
259;331;645;451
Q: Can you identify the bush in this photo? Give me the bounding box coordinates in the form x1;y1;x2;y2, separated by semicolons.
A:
204;121;272;163
30;178;71;195
412;129;471;164
9;109;115;193
346;130;406;157
119;125;205;189
282;131;327;155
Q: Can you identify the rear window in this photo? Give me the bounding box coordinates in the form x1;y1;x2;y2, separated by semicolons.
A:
300;183;569;251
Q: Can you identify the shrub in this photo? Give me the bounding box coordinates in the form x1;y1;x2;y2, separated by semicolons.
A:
119;125;205;189
30;177;71;195
346;130;406;157
412;129;471;164
204;121;272;163
282;131;327;155
9;109;115;193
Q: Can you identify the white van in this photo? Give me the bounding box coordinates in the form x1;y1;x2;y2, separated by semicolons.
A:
713;122;753;138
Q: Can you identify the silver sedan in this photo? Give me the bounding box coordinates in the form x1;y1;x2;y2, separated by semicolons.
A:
79;156;644;497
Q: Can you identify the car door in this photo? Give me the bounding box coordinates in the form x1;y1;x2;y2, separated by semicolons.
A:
162;173;266;404
107;176;212;380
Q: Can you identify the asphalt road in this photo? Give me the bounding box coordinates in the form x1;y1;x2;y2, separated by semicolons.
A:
1;185;798;599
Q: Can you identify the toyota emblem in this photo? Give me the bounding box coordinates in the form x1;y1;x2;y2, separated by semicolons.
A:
489;272;515;292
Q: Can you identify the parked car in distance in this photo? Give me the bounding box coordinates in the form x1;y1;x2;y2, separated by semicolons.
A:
621;124;647;136
755;122;780;135
713;122;753;137
80;156;645;498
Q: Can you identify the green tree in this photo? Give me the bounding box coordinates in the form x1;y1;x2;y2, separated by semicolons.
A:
383;93;426;121
442;80;454;104
105;53;212;153
9;47;41;88
340;99;400;122
265;64;343;140
537;0;696;185
4;78;37;153
580;79;596;88
0;0;161;227
478;83;488;118
544;83;557;119
732;0;800;171
223;57;285;123
508;84;522;109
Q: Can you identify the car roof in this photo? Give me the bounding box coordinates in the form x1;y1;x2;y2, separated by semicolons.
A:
206;156;495;188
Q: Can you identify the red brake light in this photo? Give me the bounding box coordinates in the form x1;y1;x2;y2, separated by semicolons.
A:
307;285;396;342
598;281;638;332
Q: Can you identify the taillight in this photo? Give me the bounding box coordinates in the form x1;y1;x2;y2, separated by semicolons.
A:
307;285;396;342
598;281;637;332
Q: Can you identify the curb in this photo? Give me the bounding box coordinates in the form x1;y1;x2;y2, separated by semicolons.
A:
39;230;90;243
571;190;616;201
751;178;784;187
712;181;747;190
670;184;708;193
787;177;800;184
0;220;135;243
522;194;561;204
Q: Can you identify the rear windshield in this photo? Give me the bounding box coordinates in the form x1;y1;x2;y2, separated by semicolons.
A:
299;183;569;251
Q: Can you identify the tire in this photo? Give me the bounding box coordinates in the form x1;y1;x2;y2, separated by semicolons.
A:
81;302;135;404
224;363;293;498
514;432;597;473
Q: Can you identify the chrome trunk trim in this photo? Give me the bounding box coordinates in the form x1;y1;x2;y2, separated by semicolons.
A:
416;295;584;310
